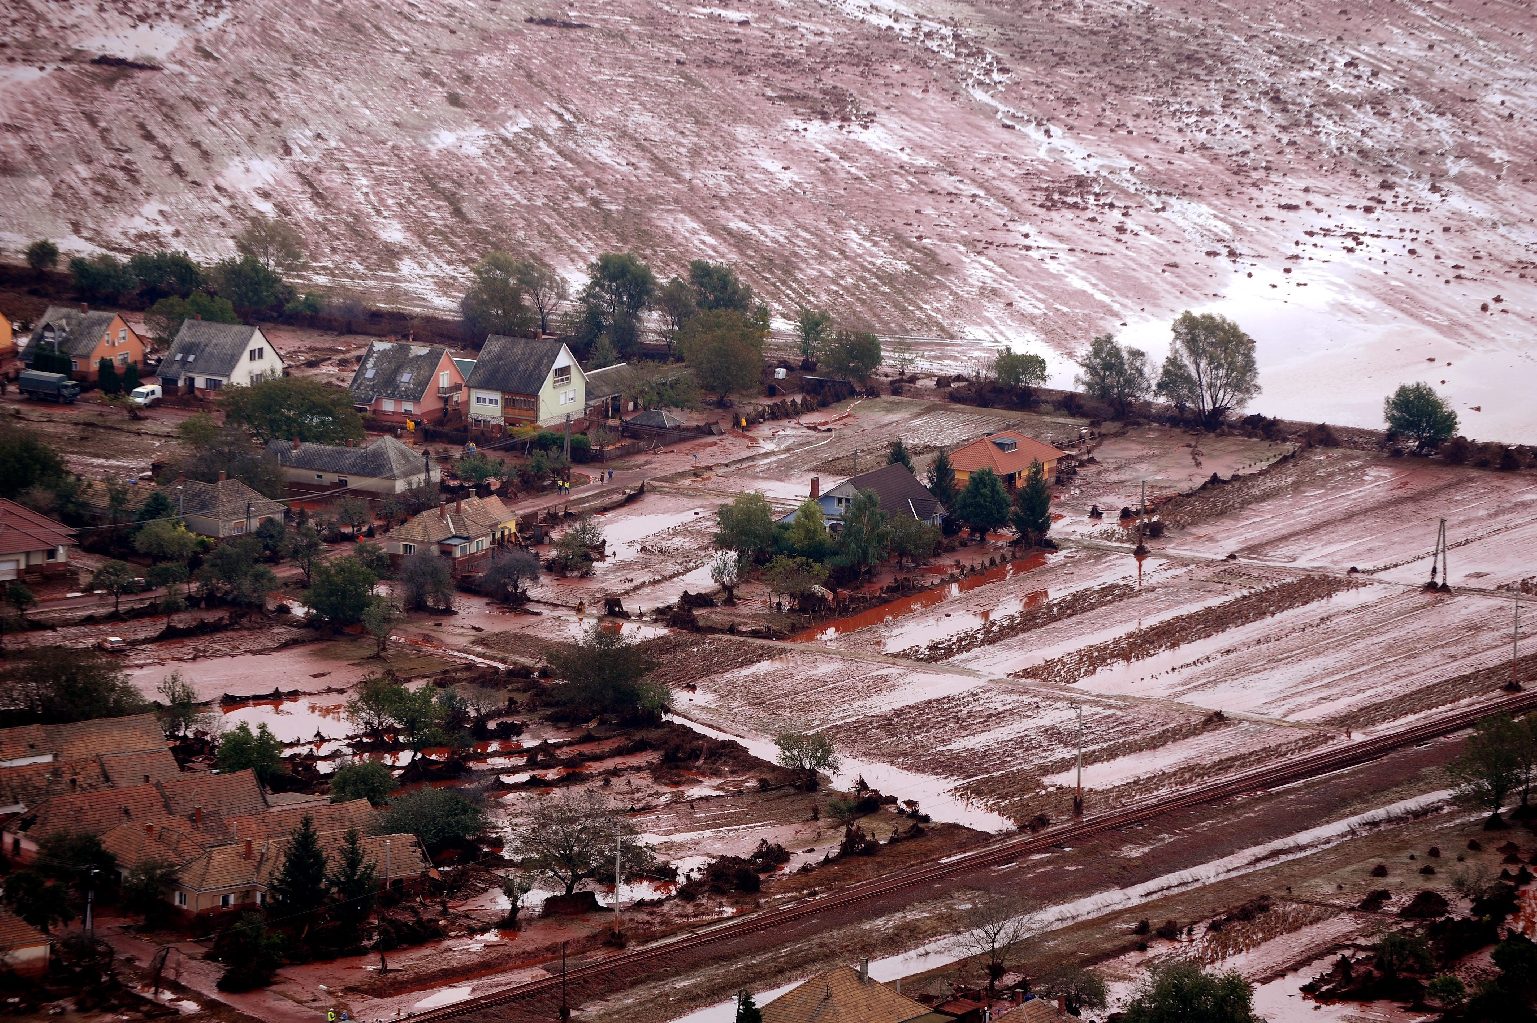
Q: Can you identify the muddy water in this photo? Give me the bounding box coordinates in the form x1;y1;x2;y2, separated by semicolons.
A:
789;553;1048;643
219;695;353;743
127;647;375;702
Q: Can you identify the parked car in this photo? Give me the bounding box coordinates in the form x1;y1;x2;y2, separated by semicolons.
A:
18;370;80;403
97;636;127;653
129;383;162;407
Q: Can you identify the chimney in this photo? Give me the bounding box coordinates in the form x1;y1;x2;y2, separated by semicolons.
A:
292;436;301;451
145;823;155;836
1057;996;1067;1013
193;806;202;825
217;471;227;483
455;497;463;514
810;476;820;500
79;302;89;313
858;958;869;983
243;839;253;860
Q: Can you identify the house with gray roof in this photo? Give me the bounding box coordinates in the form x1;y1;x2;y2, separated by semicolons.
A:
267;435;438;494
780;462;945;528
171;474;286;538
160;321;284;394
25;305;144;383
348;341;466;425
465;336;586;428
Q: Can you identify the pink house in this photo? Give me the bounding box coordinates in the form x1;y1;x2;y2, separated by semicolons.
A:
348;341;465;426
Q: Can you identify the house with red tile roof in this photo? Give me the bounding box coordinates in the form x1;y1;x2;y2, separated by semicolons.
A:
948;432;1066;493
0;497;76;583
0;910;50;978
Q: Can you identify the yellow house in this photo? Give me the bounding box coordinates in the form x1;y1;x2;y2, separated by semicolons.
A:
949;431;1066;492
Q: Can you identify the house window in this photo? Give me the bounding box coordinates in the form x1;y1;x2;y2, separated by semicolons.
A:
456;544;468;557
402;402;414;414
230;521;247;536
205;378;223;391
381;399;395;412
440;371;450;388
337;477;348;487
474;538;485;552
220;893;233;908
401;542;416;555
118;353;129;366
46;548;58;561
554;367;571;386
118;328;127;342
256;892;265;904
70;359;79;371
475;394;500;407
315;474;325;481
176;891;187;907
249;347;264;361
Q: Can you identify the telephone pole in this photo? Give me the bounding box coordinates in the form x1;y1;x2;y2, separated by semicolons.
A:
1073;703;1084;817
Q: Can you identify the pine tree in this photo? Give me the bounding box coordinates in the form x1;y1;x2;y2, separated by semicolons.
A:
953;468;1010;538
736;991;764;1023
326;828;377;947
268;816;327;941
1010;460;1052;546
98;357;121;395
887;439;913;471
927;450;957;508
122;361;142;392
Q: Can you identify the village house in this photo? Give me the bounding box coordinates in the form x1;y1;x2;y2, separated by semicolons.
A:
0;498;76;583
24;305;144;383
0;309;16;376
466;336;587;428
761;964;949;1023
267;436;438;495
348;340;466;425
784;463;945;529
158;320;285;395
383;495;516;575
948;432;1066;492
0;911;50;978
171;474;286;538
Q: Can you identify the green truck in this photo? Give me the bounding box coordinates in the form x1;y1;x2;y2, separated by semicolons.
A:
18;369;81;403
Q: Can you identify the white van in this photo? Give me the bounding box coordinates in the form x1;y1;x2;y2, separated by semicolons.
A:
129;384;162;407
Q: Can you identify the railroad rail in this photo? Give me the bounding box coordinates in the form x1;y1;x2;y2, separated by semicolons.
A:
411;687;1537;1022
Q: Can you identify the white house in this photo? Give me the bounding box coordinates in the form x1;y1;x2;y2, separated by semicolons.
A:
465;336;586;428
159;321;285;394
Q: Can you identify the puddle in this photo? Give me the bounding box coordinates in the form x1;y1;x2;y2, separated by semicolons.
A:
220;695;352;744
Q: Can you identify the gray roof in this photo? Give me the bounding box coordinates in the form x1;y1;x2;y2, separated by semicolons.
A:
465;336;564;395
160;321;261;382
175;478;285;520
825;462;945;522
627;408;684;429
268;436;431;481
348;341;451;403
27;306;119;360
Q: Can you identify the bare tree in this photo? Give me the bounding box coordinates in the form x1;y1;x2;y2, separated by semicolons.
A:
515;256;570;336
952;896;1033;1001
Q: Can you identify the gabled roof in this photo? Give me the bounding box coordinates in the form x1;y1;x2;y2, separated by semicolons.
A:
584;362;641;399
26;781;170;838
348;341;453;403
452;358;476;379
949;431;1065;477
99;748;182;787
159;770;268;820
27;306;120;359
160;321;262;381
763;966;932;1023
0;910;49;952
100;818;212;872
0;498;76;557
226;799;376;841
175;478;286;521
466;336;567;395
388;496;515;547
627;408;685;430
824;463;944;521
46;714;165;760
267;436;430;481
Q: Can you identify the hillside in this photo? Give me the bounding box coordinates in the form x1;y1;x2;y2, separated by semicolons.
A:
1;0;1534;437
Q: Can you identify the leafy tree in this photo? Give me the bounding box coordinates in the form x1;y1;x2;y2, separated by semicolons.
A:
822;329;882;380
515;255;569;335
399;552;454;611
97;357;122;395
326;828;377;942
785;499;830;560
480;548;540;603
888;516;940;568
134;489;175;526
992;348;1048;392
88;560;136;614
455;452;508;485
1011;460;1052;545
171;415;285;497
656;277;697;343
37;830;116;895
1037;964;1109;1016
1426;974;1466;1009
198;536;277;608
1;647;145;724
217;721;286;782
121;858;180;926
687;260;757;313
143;291;240;345
1;871;73;931
6;581;36;629
134;519;199;567
1155;311;1261;425
795;308;832;360
545;623;666;721
308;556;379;627
461;251;537;339
1385;382;1459;452
0;424;66;499
588;333;620;369
775;730;840;790
221;377;365;444
954;897;1033;1001
953;468;1010;538
378;788;486;852
762;556;828;609
1122;962;1262;1023
25;239;59;275
1076;333;1153;414
344;674;406;738
1450;714;1526;823
361;597;399;657
330;759;397;806
578;252;655;355
633;371;700;411
832;490;890;579
214;912;286;992
678;309;765;401
253;516;290;561
509;789;636;896
716;492;778;563
69;254;136;303
210;255;294;317
709;550;743;603
156;671;200;739
282;523;325;586
1373;932;1433;978
128;250;204;302
235;215;307;274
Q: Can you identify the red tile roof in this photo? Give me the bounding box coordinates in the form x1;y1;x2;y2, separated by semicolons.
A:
948;432;1065;478
0;910;48;952
159;770;268;821
27;781;170;837
0;498;75;558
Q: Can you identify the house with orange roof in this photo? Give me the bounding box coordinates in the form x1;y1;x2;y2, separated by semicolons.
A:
0;910;50;978
947;431;1066;493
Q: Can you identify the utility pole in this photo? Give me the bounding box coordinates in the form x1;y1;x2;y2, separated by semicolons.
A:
563;412;572;462
1512;597;1524;692
84;867;97;939
559;940;571;1021
1073;704;1084;817
614;827;624;933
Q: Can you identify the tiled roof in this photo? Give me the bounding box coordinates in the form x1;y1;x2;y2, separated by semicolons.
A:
100;818;212;872
763;967;932;1023
466;336;564;396
949;432;1065;477
0;756;109;805
179;841;266;892
1016;997;1070;1021
348;341;452;403
824;463;944;521
27;306;118;359
227;799;376;841
267;436;430;481
0;910;48;952
388;496;514;547
100;748;182;787
159;321;261;382
0;498;75;557
175;478;286;521
47;714;165;760
256;830;428;885
0;724;48;764
159;770;268;821
27;781;170;837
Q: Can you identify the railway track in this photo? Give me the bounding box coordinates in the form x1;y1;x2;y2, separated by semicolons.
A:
412;687;1537;1022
